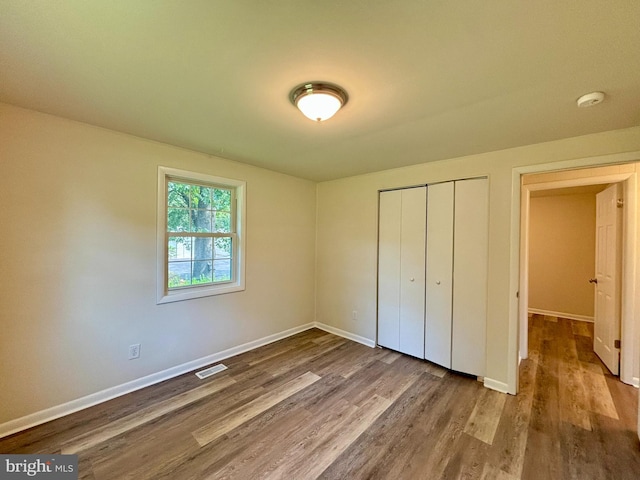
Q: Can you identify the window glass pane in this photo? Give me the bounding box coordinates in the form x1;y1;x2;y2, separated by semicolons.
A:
168;236;191;260
214;237;232;259
214;212;231;233
193;238;212;261
192;262;213;285
213;259;232;282
167;208;189;232
168;182;190;208
168;261;191;288
192;186;213;210
213;188;232;211
191;209;213;233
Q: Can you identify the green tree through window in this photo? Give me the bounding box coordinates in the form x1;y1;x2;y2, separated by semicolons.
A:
167;180;234;288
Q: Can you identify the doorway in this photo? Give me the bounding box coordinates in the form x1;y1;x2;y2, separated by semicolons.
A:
527;183;620;374
518;162;638;387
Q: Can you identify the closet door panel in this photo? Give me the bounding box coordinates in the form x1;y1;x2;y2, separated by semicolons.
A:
425;182;454;368
452;178;488;376
377;190;401;350
399;187;427;358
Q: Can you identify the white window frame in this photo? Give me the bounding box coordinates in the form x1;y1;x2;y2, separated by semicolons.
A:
157;166;246;304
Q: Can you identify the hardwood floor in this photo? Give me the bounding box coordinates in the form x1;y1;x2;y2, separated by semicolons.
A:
1;318;638;479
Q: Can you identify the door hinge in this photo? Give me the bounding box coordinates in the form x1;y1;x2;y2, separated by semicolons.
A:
516;291;519;298
616;199;624;208
614;339;621;349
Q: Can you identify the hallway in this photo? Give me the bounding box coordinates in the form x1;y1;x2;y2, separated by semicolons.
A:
522;314;639;478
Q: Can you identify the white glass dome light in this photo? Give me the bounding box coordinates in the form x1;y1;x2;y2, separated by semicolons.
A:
290;82;348;122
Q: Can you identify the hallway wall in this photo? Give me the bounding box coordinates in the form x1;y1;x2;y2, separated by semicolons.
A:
528;191;597;320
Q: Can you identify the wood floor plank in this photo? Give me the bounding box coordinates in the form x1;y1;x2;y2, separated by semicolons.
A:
580;360;604;375
581;366;619;419
559;418;608;480
524;335;563;479
88;382;271;479
263;395;391;479
557;319;592;431
570;319;592;337
484;356;537;478
318;374;447;479
440;432;490;479
379;350;402;364
310;341;384;379
590;412;640;479
347;355;425;406
202;401;328;479
464;388;507;445
265;394;392;480
192;371;320;446
401;375;482;480
311;333;340;345
61;374;237;454
480;463;519;480
521;430;563;480
423;360;448;378
262;338;346;377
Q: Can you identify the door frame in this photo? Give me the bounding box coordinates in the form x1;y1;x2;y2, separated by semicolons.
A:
514;152;639;388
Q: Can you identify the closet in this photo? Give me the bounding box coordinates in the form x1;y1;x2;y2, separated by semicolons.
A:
377;178;488;377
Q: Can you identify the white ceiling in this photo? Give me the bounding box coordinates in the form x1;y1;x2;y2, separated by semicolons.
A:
1;1;639;181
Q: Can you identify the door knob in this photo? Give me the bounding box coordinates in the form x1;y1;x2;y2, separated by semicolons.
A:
410;277;415;282
436;281;441;285
589;278;598;284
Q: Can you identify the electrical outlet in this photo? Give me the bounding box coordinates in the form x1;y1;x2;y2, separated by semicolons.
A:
128;343;140;360
352;310;358;320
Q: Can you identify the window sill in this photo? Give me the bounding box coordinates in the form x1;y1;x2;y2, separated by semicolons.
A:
157;282;245;304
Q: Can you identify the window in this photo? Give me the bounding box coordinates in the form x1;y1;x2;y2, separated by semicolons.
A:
157;167;245;303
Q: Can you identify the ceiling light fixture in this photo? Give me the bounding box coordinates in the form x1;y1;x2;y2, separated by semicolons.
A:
290;82;348;122
576;91;605;108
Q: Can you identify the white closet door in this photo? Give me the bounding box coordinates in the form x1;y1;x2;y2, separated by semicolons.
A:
425;182;454;368
378;190;402;351
399;187;426;358
452;178;488;376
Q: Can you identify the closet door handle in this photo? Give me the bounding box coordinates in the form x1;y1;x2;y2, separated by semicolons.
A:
589;278;598;284
409;277;415;282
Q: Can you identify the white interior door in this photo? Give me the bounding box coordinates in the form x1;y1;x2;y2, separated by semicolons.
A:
452;178;488;376
378;190;401;351
425;182;454;368
593;183;622;375
398;187;427;358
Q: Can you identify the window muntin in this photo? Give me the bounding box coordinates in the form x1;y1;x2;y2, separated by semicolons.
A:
157;167;245;303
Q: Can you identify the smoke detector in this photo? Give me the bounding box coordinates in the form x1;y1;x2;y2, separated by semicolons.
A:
576;91;605;108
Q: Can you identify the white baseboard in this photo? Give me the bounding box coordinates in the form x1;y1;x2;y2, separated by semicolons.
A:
528;308;594;323
484;377;511;394
313;322;376;348
0;322;315;439
632;377;640;388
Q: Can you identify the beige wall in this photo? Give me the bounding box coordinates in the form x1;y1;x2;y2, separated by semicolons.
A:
528;193;596;319
0;103;317;424
316;127;640;392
